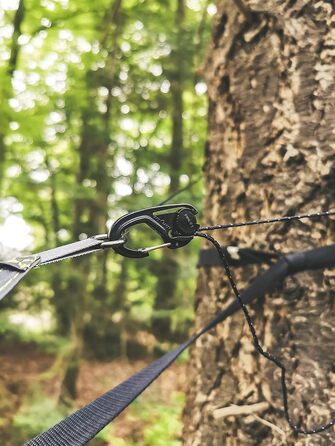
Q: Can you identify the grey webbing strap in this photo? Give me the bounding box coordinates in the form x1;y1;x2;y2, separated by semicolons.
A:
0;238;103;302
38;238;103;265
24;243;335;445
0;255;41;301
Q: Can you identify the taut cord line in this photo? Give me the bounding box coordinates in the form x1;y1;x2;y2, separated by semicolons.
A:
199;209;335;231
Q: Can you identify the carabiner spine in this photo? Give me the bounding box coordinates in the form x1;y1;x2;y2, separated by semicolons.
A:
107;203;199;258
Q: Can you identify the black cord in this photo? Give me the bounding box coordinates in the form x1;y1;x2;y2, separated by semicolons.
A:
196;231;335;435
198;209;335;232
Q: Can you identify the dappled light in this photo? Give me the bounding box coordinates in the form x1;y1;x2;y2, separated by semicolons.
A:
1;1;334;444
0;0;212;444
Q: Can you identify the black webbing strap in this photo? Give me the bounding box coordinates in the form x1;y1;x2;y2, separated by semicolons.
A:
198;246;279;267
0;238;103;302
24;243;335;446
24;341;192;446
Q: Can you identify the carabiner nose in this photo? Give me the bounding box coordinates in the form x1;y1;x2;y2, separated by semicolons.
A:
107;203;199;258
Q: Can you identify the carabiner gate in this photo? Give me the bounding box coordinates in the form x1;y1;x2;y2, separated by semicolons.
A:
106;203;199;258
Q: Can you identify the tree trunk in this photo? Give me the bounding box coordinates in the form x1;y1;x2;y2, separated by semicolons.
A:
0;0;25;193
183;1;335;445
59;81;111;399
152;0;186;342
59;0;123;399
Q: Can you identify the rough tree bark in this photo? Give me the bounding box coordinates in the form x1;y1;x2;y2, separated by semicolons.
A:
184;1;335;445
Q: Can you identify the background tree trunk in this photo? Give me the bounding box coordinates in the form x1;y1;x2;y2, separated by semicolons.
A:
58;0;123;400
0;0;25;194
152;0;186;342
184;1;335;445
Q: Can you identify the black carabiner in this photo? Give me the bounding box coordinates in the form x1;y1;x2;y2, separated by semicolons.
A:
107;203;199;258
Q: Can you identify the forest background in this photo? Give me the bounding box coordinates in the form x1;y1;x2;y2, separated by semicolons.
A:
0;0;215;444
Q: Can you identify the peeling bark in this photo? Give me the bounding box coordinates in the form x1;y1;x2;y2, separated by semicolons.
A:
183;1;335;445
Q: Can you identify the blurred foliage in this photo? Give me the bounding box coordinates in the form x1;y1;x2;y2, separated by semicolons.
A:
96;391;184;446
0;0;214;443
12;397;69;444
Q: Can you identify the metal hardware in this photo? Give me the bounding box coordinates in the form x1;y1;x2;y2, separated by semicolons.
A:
94;234;109;241
107;203;199;258
138;242;172;254
93;234;126;248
